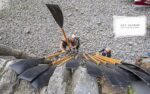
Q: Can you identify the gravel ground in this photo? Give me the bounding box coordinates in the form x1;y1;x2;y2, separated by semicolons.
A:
0;0;150;63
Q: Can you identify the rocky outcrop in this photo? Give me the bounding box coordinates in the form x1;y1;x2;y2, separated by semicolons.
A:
72;67;99;94
47;65;70;94
101;77;127;94
0;58;100;94
136;57;150;71
0;60;18;94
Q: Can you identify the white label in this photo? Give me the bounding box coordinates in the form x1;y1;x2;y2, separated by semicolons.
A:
113;16;146;38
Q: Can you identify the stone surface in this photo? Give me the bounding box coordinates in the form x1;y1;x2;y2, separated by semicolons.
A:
0;60;39;94
72;67;99;94
101;77;127;94
13;80;38;94
0;0;149;63
0;60;18;94
0;58;7;72
0;0;10;10
0;58;102;94
138;57;150;71
131;82;150;94
48;64;70;94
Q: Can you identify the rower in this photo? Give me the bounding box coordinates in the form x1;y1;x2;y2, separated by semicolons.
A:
99;48;111;57
60;34;80;53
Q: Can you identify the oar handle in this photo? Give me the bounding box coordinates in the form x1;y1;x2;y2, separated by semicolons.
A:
46;50;65;59
86;54;100;65
52;55;70;65
61;28;71;49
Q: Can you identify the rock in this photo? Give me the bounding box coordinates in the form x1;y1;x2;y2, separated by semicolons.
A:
67;13;72;17
128;41;133;46
0;0;150;63
0;36;2;40
0;58;7;72
72;67;99;94
0;60;38;94
138;57;150;71
0;0;10;10
0;0;11;18
48;64;70;94
0;60;18;94
141;57;150;63
24;28;31;34
96;22;102;26
131;82;150;94
101;77;127;94
13;80;37;94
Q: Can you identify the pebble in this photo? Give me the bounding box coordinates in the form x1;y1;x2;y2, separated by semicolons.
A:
67;13;72;17
0;36;2;40
0;0;149;63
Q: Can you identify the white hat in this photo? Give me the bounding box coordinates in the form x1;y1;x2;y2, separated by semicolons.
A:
105;48;111;52
72;34;76;38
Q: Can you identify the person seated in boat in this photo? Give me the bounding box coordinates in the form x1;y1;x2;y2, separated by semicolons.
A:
60;38;68;51
69;34;80;53
60;33;80;53
99;48;111;57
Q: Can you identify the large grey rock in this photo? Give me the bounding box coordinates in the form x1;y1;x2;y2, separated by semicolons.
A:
0;0;10;10
13;80;38;94
0;58;7;72
0;60;38;94
0;60;17;94
72;67;99;94
48;64;70;94
0;58;101;94
101;77;127;94
137;57;150;71
132;82;150;94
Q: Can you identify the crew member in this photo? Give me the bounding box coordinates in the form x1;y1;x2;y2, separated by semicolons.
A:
99;48;111;57
70;34;80;52
60;34;80;52
60;38;68;51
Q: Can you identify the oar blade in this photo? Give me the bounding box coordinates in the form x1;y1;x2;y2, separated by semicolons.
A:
10;58;44;74
114;65;139;82
86;61;102;77
19;64;49;82
66;58;80;70
119;64;150;86
101;65;131;87
122;62;150;74
31;66;56;89
46;4;63;28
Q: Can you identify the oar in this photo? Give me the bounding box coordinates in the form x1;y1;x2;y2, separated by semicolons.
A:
99;64;129;87
31;56;75;89
18;55;74;82
65;55;80;70
93;54;121;64
46;4;71;49
119;64;150;86
10;50;65;74
83;53;102;77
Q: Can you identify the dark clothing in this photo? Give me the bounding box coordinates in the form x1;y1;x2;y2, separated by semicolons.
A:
72;37;80;50
100;49;111;57
60;37;80;52
106;52;111;57
61;40;67;50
